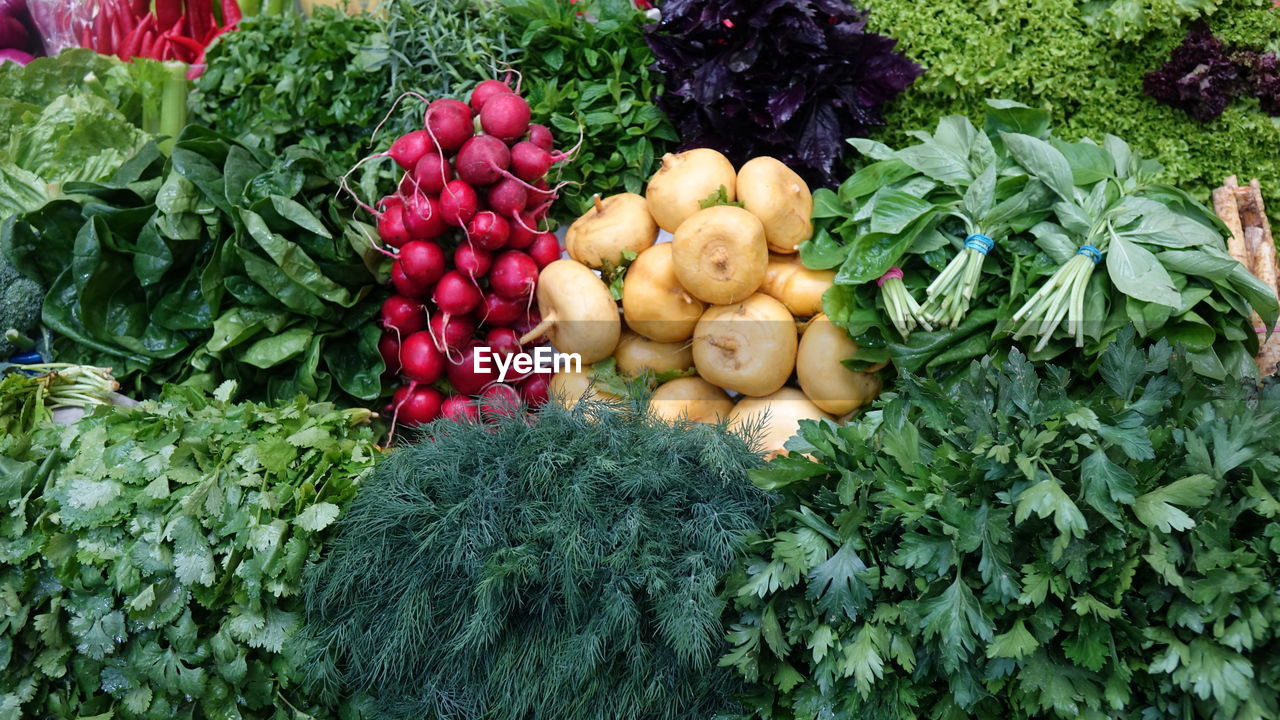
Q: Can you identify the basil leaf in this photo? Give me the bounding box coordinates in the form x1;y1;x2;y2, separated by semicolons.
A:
1107;236;1181;308
1001;132;1077;202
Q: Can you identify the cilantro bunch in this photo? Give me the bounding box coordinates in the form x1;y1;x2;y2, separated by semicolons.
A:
0;384;381;719
723;329;1280;719
297;399;771;720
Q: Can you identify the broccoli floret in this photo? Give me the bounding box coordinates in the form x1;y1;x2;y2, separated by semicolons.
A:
0;259;43;359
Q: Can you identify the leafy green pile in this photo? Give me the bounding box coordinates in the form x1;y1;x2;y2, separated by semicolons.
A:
378;0;517;118
859;0;1280;203
0;383;381;719
505;0;677;220
1;127;387;404
0;50;166;218
192;8;392;171
724;330;1280;719
298;400;770;720
807;100;1278;382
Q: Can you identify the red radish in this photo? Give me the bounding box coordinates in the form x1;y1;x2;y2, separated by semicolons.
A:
486;328;522;358
389;130;432;170
510;141;553;182
398;385;444;426
480;383;522;418
520;373;550;408
413;152;454;195
507;211;540;249
490;251;539;301
378;194;405;213
455;135;511;186
429;312;476;351
386;384;413;414
528;232;561;268
378;203;411;248
531;178;552;195
454;243;493;280
515;310;550;346
399;240;447;287
426;99;474;152
381;295;426;335
404;192;447;240
441;394;481;422
433;271;484;316
439;180;479;227
401;331;447;383
527;124;554;151
447;343;500;395
391;261;430;299
476;292;524;326
398;172;418;198
469;79;514;113
487;177;528;217
467;211;510;251
480;93;532;142
379;333;402;374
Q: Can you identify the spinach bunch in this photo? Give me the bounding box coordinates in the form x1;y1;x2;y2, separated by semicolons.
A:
0;384;381;719
1;127;387;405
808;100;1278;381
724;329;1280;719
505;0;677;220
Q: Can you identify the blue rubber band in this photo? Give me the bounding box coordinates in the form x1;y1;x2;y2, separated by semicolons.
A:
964;233;995;256
1077;245;1103;264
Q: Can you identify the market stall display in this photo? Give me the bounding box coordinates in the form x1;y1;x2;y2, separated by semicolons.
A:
2;1;1280;718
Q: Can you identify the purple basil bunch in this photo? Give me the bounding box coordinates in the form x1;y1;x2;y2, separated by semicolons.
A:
1144;21;1280;122
645;0;922;188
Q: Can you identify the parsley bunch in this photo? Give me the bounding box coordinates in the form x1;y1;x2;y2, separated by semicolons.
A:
0;383;381;719
298;400;771;720
505;0;677;220
724;328;1280;718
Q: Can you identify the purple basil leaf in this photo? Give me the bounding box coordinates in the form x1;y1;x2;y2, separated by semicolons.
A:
646;0;922;188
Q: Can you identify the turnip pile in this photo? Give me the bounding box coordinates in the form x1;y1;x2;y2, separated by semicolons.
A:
346;77;577;431
539;149;884;457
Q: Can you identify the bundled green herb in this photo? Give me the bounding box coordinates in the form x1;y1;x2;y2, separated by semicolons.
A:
298;400;770;720
0;383;381;719
505;0;677;220
379;0;517;112
1;127;387;404
808;100;1278;381
724;330;1280;719
192;8;393;171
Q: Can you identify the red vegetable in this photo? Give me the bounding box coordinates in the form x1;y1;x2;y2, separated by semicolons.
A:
489;251;539;301
480;93;532;142
469;79;514;113
400;331;447;384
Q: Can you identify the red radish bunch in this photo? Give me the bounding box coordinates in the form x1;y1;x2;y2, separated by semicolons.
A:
349;78;574;433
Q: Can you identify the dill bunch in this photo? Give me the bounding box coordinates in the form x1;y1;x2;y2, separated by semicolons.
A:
297;400;771;719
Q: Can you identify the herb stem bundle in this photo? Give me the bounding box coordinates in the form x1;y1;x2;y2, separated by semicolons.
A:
1011;250;1099;351
879;268;925;339
919;234;993;328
